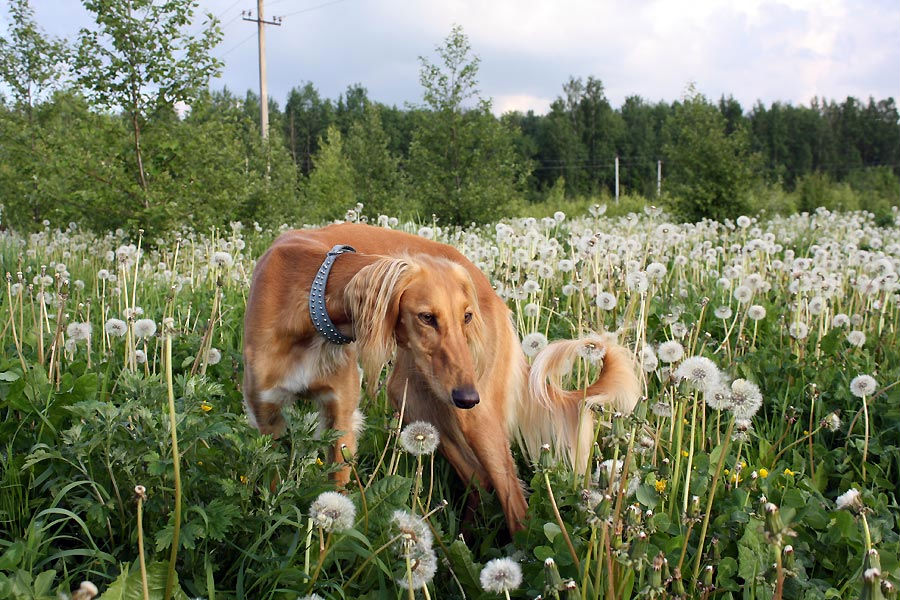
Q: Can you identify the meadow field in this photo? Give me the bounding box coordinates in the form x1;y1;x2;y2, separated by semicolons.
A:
1;205;898;599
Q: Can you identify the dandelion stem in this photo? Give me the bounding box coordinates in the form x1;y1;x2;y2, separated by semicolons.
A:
543;470;581;570
305;530;333;592
136;492;150;600
692;417;734;583
164;333;182;600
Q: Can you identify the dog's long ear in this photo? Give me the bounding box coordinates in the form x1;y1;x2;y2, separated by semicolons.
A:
462;278;489;380
344;257;417;388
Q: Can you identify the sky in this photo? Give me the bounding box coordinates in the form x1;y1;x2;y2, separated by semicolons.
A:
16;0;900;115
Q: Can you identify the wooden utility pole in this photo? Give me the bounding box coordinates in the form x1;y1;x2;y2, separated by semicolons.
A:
614;155;620;202
657;160;662;197
243;1;281;140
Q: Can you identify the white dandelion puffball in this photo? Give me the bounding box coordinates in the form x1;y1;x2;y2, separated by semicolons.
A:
522;279;540;294
596;291;617;310
641;346;658;372
733;285;753;304
206;347;222;365
729;379;763;420
736;215;752;228
135;349;147;364
832;313;850;328
625;271;649;294
480;557;523;593
523;302;541;317
835;488;861;510
747;305;766;321
522;332;548;357
705;383;733;411
846;330;866;348
558;258;574;273
417;226;434;239
105;318;127;337
399;421;440;456
211;251;233;268
714;306;733;320
133;318;157;339
396;547;438;590
657;340;684;364
66;322;92;343
309;491;356;532
850;375;877;398
391;510;433;551
553;210;566;222
824;412;841;432
674;356;721;392
788;321;809;340
578;342;606;364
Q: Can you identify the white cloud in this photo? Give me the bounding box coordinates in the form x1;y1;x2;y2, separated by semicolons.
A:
19;0;900;113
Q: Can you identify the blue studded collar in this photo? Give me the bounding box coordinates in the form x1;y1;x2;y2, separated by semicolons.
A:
309;245;356;345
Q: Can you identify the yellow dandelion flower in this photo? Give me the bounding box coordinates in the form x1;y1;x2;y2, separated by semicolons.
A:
655;479;667;493
740;460;747;469
759;468;769;478
681;450;689;457
316;458;324;466
783;468;795;476
240;475;249;484
200;402;212;412
724;469;730;475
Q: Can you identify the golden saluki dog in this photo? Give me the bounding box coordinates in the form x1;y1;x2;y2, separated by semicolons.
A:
242;223;640;532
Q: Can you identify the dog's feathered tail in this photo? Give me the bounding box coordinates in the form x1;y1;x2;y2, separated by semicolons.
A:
513;332;641;474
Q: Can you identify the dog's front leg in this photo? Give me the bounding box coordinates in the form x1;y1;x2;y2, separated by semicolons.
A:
315;363;362;488
459;409;528;533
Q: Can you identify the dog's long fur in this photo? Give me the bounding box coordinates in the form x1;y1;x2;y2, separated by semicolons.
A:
243;223;640;532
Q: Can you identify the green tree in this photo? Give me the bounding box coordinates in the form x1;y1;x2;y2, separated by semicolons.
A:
344;103;403;217
0;0;69;226
303;125;356;223
663;87;760;220
284;82;334;175
406;25;528;225
75;0;222;208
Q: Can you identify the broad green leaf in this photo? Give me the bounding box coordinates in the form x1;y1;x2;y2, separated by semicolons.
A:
98;562;190;600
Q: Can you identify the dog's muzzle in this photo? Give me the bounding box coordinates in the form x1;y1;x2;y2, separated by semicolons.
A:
451;386;480;409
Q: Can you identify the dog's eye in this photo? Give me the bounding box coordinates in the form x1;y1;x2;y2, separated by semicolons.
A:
464;312;473;324
418;312;437;327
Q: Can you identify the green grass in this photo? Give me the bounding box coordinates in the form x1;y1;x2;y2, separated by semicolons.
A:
1;207;899;599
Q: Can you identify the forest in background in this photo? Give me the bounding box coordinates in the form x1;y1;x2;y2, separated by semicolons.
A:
0;0;898;234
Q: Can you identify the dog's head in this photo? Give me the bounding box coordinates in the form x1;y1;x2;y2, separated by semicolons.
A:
344;255;485;409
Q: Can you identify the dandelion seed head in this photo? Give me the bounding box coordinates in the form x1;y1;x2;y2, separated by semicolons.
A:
596;291;617;310
105;318;127;337
835;488;861;510
674;356;721;392
729;379;763;420
133;318;157;339
391;510;433;551
66;322;92;343
399;421;440;456
396;547;438;590
846;330;866;347
714;305;733;319
747;305;766;321
640;346;658;373
850;374;877;398
657;340;684;363
789;321;809;340
480;557;523;593
309;491;356;532
824;412;841;432
522;332;548;357
211;251;234;268
135;349;147;364
206;347;222;365
523;302;541;317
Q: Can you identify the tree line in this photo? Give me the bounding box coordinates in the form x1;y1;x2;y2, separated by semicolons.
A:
1;0;897;233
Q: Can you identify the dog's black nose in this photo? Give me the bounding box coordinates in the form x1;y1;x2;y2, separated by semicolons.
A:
451;386;480;409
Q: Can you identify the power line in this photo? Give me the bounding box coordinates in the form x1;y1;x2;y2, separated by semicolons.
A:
218;30;257;57
280;0;352;18
216;0;245;19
